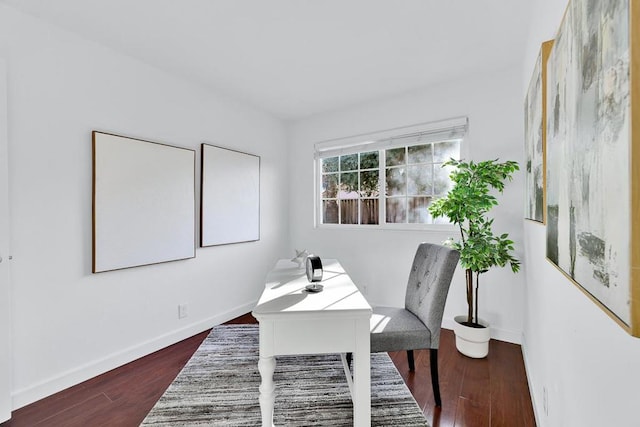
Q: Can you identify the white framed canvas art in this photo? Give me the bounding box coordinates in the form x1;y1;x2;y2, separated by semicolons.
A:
92;131;195;273
200;143;260;247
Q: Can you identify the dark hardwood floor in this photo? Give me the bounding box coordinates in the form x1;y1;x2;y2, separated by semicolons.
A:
1;313;535;426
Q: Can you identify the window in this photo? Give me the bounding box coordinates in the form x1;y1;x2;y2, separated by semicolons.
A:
321;151;380;225
316;117;467;227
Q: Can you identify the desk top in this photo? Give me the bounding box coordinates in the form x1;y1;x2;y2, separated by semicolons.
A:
252;259;372;318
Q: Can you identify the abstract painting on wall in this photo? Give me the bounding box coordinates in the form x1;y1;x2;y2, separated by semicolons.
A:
546;0;639;336
524;40;553;223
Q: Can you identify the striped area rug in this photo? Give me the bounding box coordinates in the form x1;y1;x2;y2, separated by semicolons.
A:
141;324;429;426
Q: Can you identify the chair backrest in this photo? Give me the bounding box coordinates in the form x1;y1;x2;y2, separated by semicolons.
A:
404;243;460;348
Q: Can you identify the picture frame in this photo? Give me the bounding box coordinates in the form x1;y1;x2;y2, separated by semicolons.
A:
524;40;553;223
92;131;196;273
200;143;260;247
545;0;639;336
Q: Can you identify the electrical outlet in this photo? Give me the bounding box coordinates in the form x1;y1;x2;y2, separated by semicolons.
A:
178;304;188;319
543;386;549;417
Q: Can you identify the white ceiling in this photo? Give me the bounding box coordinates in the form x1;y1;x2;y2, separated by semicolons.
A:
2;0;532;120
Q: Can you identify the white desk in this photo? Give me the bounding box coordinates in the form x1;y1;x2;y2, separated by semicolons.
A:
252;259;372;426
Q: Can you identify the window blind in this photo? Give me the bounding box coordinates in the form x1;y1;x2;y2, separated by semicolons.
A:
314;116;468;159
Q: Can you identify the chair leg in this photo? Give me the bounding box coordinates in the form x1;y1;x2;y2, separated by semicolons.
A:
430;348;442;407
407;349;415;371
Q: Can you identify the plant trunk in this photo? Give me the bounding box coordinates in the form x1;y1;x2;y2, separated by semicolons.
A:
465;269;473;324
475;271;479;326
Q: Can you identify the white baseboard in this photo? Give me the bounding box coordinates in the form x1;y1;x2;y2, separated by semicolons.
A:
520;333;543;427
11;300;257;410
441;317;522;345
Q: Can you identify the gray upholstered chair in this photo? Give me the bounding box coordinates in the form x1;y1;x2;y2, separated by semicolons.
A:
370;242;459;407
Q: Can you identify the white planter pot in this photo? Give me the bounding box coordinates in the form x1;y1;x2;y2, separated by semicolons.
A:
453;315;490;358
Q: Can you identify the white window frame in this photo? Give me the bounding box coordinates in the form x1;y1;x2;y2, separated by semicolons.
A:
314;117;468;231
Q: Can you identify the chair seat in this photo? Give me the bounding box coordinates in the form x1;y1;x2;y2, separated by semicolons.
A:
370;306;432;353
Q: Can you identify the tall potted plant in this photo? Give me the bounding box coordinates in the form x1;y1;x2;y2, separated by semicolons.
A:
429;158;520;358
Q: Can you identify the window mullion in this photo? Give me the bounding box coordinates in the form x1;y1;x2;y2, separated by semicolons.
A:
379;149;386;225
337;161;342;225
357;153;361;225
404;146;409;224
317;163;322;225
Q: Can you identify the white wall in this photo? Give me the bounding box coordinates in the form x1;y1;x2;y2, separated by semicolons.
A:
0;59;12;422
522;1;640;426
0;5;289;409
288;65;526;344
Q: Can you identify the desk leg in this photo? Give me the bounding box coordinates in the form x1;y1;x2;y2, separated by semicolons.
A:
353;319;371;426
258;355;276;427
